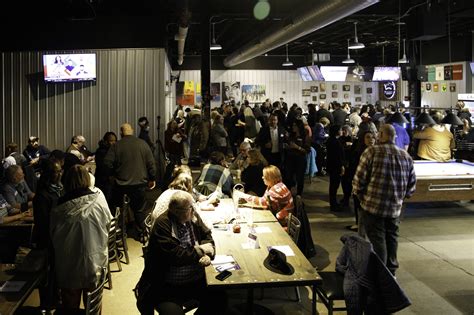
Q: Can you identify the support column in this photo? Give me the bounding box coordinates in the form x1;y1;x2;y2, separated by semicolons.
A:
200;1;211;119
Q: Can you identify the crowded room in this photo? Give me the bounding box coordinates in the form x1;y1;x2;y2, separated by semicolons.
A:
1;0;474;314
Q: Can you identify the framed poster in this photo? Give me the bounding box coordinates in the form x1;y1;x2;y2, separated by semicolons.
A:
332;84;338;91
176;81;195;105
331;91;338;98
222;81;241;103
425;83;432;91
302;89;311;96
433;83;439;92
354;85;361;94
210;82;221;102
366;87;373;94
312;96;318;102
343;85;350;91
343;93;349;99
242;85;266;103
310;86;318;93
319;94;326;99
320;83;326;92
449;83;456;92
441;83;447;92
355;97;362;102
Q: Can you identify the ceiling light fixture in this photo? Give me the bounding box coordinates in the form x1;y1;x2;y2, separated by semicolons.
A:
210;23;222;51
348;22;365;49
342;39;355;64
282;44;293;67
398;38;409;64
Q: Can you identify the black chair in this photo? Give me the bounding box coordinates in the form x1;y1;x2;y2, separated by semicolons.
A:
116;195;130;265
106;208;122;289
54;267;108;315
314;271;347;315
84;267;108;315
141;211;154;256
287;212;302;302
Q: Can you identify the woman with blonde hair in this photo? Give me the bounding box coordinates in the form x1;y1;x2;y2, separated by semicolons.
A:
244;106;258;139
241;149;268;196
244;165;294;225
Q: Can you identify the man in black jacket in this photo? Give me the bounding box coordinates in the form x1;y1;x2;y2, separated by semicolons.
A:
104;123;156;234
255;113;286;170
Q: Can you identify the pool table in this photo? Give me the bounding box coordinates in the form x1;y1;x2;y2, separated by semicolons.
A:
407;160;474;202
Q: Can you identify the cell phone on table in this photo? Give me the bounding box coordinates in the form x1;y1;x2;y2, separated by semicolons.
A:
215;270;232;281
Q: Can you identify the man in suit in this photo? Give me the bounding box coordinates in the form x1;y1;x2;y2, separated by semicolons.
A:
256;113;286;170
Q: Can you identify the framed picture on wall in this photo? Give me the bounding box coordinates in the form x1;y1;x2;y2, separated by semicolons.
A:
331;91;338;98
312;96;318;102
355;97;362;102
320;93;326;99
366;87;372;94
320;83;326;92
310;86;318;93
354;85;361;94
449;83;456;92
441;83;447;92
332;84;338;91
425;83;432;91
343;93;349;99
343;85;350;91
433;83;439;92
302;89;311;96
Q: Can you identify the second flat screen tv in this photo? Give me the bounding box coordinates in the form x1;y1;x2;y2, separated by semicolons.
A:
297;67;313;81
43;53;97;83
307;65;325;81
320;66;348;81
372;66;401;81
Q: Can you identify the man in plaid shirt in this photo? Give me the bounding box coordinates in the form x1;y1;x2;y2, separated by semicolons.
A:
353;124;416;275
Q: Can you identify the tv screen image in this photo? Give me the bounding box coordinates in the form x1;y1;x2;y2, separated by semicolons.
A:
470;62;474;75
307;65;325;81
372;66;401;81
320;66;348;82
43;53;97;83
297;67;313;81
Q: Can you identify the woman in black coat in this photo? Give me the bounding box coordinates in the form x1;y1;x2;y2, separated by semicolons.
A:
326;124;345;212
241;149;268;196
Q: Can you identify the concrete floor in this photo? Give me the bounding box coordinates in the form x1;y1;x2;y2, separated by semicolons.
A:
23;175;474;314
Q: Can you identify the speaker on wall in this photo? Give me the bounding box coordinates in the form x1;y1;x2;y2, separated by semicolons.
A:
407;2;446;41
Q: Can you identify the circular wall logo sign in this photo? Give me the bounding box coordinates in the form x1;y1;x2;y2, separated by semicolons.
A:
383;81;397;99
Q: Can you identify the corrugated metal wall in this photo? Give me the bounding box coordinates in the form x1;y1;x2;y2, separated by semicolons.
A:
179;70;380;111
1;48;169;156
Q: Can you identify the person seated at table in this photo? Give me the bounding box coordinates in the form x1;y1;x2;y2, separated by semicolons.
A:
1;165;35;212
22;136;51;172
151;173;216;224
66;135;95;165
50;164;112;312
0;193;32;224
413;111;454;162
241;149;268;196
195;151;234;198
138;190;226;315
244;165;294;225
229;140;252;171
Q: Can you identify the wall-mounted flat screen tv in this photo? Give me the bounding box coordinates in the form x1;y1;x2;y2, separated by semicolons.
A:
43;53;97;83
372;66;401;81
320;66;348;81
307;65;325;81
470;62;474;75
297;67;313;81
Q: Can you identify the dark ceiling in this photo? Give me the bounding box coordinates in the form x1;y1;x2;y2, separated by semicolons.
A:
1;0;473;68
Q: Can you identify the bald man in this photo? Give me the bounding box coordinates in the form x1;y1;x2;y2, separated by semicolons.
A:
352;124;416;275
104;123;156;239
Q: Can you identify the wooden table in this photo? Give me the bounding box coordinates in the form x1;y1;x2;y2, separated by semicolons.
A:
199;198;277;226
0;264;45;315
205;222;321;315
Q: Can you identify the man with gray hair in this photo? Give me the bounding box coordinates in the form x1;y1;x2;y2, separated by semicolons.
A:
353;124;416;275
137;190;226;314
104;123;156;237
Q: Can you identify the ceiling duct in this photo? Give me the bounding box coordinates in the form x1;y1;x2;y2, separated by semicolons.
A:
223;0;379;68
175;0;191;66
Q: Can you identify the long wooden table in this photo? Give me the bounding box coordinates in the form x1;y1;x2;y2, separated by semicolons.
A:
0;264;45;315
198;198;278;227
205;221;322;314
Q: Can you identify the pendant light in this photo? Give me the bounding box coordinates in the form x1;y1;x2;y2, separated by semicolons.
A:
282;44;293;67
398;38;409;64
348;22;365;49
210;23;222;51
342;39;355;64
